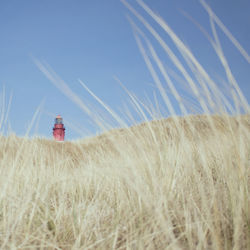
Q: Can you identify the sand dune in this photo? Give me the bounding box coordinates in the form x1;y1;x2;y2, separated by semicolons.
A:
0;114;249;249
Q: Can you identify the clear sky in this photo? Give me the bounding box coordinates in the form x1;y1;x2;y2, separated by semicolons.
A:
0;0;249;140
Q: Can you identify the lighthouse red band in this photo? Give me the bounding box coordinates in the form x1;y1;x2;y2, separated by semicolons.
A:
53;115;65;141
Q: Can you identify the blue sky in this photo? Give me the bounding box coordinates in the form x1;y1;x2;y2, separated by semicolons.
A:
0;0;249;140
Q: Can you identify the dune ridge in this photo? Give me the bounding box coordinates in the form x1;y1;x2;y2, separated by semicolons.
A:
0;114;249;249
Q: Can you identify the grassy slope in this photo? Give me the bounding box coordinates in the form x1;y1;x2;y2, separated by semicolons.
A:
0;114;249;249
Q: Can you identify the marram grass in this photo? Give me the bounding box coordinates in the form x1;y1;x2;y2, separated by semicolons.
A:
0;115;249;249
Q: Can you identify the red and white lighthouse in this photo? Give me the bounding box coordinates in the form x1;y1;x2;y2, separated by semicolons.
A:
53;115;65;141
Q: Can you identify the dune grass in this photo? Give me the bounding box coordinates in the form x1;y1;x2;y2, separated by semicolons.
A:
0;0;250;249
0;114;249;249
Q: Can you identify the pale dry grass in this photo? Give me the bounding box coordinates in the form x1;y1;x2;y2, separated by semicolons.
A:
0;114;249;249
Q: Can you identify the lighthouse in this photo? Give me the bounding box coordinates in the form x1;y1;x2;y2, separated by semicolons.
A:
53;115;65;141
